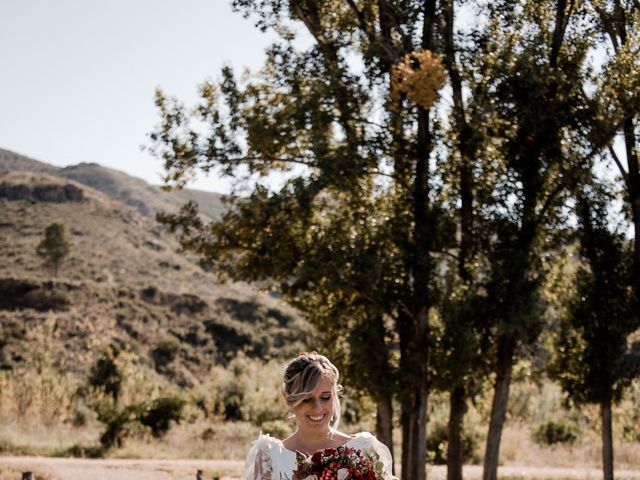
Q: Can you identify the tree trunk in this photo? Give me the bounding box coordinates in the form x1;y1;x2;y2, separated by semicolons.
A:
447;385;466;480
623;118;640;296
397;4;436;480
482;336;516;480
601;398;614;480
400;373;428;480
375;395;395;474
398;309;429;480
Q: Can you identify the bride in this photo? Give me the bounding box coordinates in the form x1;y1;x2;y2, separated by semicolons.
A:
245;352;396;480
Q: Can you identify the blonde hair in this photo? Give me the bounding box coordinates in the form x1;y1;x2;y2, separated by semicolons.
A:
283;352;342;429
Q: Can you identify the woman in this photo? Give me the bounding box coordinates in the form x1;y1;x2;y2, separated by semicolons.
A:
244;352;396;480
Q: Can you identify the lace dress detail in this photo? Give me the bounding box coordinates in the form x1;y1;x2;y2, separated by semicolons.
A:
244;432;397;480
245;434;273;480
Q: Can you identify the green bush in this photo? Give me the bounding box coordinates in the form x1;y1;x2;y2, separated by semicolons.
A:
222;383;245;421
533;419;579;446
93;395;186;448
93;401;139;448
88;346;123;402
139;395;186;437
426;421;480;465
152;338;181;370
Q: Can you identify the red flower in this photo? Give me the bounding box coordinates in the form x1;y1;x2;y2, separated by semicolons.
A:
293;446;382;480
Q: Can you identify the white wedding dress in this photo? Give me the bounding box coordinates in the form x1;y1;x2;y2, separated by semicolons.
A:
244;432;397;480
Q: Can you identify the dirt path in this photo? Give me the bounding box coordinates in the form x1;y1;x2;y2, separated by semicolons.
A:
0;457;243;480
2;457;640;480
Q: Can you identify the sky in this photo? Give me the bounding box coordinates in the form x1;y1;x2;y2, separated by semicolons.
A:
0;1;278;194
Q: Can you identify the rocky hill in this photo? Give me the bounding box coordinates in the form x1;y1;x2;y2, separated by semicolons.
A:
0;147;226;220
0;153;310;391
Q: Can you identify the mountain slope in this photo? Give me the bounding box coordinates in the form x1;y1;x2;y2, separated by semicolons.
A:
0;147;225;220
0;147;59;174
0;168;309;388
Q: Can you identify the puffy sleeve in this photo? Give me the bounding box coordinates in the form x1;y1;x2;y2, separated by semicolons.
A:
351;432;397;480
244;433;273;480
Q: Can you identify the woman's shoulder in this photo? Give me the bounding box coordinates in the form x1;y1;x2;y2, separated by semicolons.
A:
347;431;377;444
247;432;284;454
347;432;392;456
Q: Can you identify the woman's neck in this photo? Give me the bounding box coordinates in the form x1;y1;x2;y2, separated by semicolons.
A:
291;429;348;455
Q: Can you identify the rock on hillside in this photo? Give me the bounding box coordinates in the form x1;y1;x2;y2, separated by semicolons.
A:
0;169;310;386
0;147;226;220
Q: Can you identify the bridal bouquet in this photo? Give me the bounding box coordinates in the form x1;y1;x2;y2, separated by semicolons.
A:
293;446;385;480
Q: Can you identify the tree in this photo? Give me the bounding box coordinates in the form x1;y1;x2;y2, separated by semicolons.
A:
588;0;640;297
88;345;124;403
37;221;72;276
456;2;635;478
550;189;640;480
150;2;446;478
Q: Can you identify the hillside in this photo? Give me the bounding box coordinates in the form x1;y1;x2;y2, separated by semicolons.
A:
0;167;310;390
0;147;226;220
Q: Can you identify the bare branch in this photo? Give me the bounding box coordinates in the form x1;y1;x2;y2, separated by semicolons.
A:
346;0;370;36
342;0;400;68
608;144;630;183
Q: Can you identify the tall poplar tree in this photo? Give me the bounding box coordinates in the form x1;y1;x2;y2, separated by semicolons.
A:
460;2;618;479
551;188;639;480
588;0;640;297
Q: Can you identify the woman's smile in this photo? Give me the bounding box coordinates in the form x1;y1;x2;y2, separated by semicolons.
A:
292;377;335;429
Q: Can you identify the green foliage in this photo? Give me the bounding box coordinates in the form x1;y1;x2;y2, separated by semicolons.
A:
93;402;131;448
36;221;72;276
426;420;480;465
88;346;123;403
93;395;185;448
550;196;638;407
147;0;640;475
139;395;186;437
533;419;579;446
152;338;181;370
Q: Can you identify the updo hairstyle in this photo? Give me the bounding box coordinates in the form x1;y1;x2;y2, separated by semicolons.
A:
283;352;343;429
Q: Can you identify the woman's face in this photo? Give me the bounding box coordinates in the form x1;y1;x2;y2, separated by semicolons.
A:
291;376;334;432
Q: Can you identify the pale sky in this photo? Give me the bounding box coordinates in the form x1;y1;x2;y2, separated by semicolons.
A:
0;1;278;194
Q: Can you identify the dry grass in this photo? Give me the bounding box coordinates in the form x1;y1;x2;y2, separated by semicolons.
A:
111;421;259;460
498;421;640;469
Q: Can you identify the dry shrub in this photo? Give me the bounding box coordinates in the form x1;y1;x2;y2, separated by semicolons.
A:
0;367;79;426
194;354;288;426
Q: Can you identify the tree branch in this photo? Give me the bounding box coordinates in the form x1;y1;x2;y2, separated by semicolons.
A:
537;111;635;222
378;0;413;51
346;0;371;36
608;144;630;184
343;0;400;68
